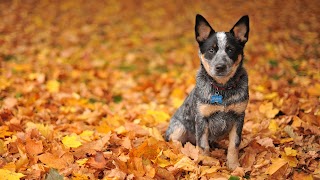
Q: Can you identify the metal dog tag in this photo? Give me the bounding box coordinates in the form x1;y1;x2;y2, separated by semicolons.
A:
210;92;223;104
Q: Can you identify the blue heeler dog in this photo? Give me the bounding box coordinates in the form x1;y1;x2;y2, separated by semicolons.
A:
165;14;250;170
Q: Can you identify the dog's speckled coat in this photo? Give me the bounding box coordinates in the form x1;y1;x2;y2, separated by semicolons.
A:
165;14;250;170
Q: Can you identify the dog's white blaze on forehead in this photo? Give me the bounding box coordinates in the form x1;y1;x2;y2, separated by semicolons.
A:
216;32;227;49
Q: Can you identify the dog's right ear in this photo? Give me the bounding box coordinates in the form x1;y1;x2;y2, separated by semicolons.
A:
195;14;215;45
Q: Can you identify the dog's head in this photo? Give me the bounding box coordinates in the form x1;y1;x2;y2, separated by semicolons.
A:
195;14;249;84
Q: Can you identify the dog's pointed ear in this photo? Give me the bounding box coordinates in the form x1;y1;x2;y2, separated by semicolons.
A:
195;14;215;45
230;15;249;46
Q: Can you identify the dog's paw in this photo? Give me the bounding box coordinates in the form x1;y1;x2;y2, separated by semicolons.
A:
226;160;240;171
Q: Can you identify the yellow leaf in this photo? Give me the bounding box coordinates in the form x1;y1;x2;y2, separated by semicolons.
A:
265;158;287;175
72;173;89;180
152;150;171;168
264;92;278;100
280;138;293;144
0;126;13;138
254;85;266;92
284;147;297;156
76;158;88;166
0;140;7;155
46;80;60;93
259;102;279;119
268;120;279;133
172;97;183;108
146;110;170;122
281;153;298;167
114;126;127;134
62;134;82;148
174;156;196;171
79;130;94;142
0;169;25;180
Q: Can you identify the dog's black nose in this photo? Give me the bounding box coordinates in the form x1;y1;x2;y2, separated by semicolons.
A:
215;64;227;72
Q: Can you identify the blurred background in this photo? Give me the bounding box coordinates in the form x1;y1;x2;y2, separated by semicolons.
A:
1;0;319;126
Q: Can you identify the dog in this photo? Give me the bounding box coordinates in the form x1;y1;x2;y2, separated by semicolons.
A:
165;14;249;170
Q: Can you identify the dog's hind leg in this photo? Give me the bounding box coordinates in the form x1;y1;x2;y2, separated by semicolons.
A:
165;119;188;144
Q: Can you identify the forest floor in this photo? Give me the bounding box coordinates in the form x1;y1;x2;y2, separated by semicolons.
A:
0;0;319;179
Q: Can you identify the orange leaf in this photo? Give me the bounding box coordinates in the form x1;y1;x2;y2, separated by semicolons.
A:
38;152;74;169
26;138;43;156
265;158;287;175
87;152;106;169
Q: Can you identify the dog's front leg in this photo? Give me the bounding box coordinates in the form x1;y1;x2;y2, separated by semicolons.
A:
227;115;244;170
195;115;210;155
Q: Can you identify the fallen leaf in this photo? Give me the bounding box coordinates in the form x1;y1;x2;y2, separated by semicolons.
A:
284;147;297;156
46;80;60;93
62;134;82;148
146;110;170;123
148;127;165;141
38;152;74;169
268;120;279;133
87;151;106;169
0;169;25;180
259;102;279;119
256;137;275;148
174;156;196;171
76;158;88;166
181;142;199;161
45;168;63;180
265;158;287;175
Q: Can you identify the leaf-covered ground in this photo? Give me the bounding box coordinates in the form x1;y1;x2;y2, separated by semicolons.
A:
0;0;319;179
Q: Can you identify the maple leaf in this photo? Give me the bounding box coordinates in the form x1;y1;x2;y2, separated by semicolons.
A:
62;134;82;148
38;152;74;169
146;110;170;123
0;169;25;180
25;137;43;156
259;102;279;119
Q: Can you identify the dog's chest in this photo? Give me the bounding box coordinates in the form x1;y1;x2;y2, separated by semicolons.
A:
206;112;235;138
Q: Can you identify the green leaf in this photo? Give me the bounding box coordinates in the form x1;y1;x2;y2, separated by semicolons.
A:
45;168;63;180
229;175;240;180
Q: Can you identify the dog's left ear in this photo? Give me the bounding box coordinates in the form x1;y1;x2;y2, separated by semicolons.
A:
230;15;249;46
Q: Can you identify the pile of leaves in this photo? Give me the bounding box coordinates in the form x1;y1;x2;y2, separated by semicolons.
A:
0;0;319;179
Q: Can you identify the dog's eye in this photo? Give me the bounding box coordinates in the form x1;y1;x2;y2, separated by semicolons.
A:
208;48;215;54
226;47;234;53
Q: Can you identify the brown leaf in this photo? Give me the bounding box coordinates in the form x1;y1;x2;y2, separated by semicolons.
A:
87;151;106;169
38;152;74;169
181;142;199;161
26;137;43;156
256;137;275;148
